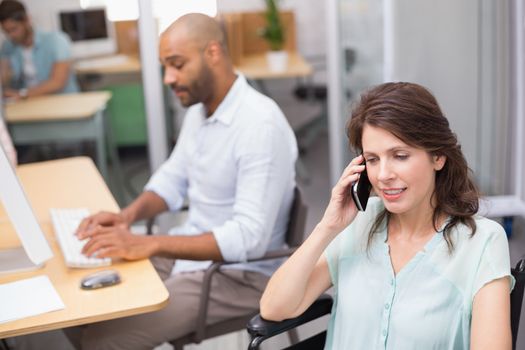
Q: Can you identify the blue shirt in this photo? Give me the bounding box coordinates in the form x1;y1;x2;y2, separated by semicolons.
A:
145;74;298;276
0;29;78;93
325;197;514;350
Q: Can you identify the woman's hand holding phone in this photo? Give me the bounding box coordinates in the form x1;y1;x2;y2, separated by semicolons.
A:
318;155;366;235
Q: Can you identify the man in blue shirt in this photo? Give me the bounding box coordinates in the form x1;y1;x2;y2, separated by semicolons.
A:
0;0;78;100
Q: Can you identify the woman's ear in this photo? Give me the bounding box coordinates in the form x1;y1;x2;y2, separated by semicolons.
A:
433;154;447;171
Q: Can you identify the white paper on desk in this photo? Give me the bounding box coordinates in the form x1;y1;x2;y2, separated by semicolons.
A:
0;275;65;323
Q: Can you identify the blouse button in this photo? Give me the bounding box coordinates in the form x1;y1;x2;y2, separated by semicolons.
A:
382;329;387;337
384;303;390;310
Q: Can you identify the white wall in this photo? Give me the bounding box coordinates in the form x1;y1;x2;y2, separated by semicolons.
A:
20;0;83;31
20;0;118;58
18;0;326;64
385;0;512;195
327;0;513;195
386;0;480;173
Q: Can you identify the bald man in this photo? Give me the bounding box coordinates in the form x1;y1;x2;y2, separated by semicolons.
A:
64;13;298;350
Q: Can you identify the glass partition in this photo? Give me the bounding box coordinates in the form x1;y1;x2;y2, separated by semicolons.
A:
328;0;515;197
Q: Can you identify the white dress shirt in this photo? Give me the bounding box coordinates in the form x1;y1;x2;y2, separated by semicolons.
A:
145;74;298;276
22;47;39;87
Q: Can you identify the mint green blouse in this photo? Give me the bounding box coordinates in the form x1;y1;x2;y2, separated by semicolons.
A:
325;197;514;350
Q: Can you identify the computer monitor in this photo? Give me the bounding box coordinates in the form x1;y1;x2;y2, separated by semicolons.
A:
58;8;116;58
0;144;53;274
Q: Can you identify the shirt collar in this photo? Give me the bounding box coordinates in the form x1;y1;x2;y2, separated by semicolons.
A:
379;215;449;253
202;74;247;126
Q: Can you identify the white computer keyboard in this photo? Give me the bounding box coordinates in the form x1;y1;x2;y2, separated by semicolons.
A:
50;208;111;268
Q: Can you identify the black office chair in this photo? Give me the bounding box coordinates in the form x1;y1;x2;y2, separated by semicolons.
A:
247;258;525;350
0;339;10;350
165;187;308;350
511;258;525;349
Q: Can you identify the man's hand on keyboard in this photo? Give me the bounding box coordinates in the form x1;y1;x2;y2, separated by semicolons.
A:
76;211;130;236
78;223;157;260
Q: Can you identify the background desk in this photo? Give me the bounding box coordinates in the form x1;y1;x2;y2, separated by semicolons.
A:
75;57;149;147
74;55;141;76
235;52;313;80
235;52;314;98
74;52;314;158
4;92;117;181
0;157;169;338
75;53;313;81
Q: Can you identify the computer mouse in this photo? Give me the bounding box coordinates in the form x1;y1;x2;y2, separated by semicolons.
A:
80;270;121;290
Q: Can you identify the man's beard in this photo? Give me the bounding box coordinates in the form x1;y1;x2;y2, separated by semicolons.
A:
173;64;214;108
173;86;197;107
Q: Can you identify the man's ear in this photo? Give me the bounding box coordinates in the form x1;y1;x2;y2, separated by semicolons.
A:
433;154;447;171
204;41;222;64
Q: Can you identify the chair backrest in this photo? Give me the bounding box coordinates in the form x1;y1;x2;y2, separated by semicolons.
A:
285;187;308;248
511;258;525;350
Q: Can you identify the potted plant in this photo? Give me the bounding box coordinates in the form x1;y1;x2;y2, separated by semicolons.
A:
259;0;288;72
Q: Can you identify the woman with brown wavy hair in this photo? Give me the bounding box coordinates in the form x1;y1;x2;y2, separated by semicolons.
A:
260;82;514;349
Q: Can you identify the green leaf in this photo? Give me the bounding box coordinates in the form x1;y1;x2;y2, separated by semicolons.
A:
259;0;285;51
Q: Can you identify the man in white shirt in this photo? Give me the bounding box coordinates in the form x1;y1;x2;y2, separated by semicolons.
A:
66;13;298;350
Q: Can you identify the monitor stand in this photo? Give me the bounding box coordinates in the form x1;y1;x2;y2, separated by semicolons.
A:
0;246;43;275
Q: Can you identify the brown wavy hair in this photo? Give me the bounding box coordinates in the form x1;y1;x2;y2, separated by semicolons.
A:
347;82;479;251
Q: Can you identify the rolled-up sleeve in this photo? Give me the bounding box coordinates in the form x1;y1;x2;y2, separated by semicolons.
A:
212;118;295;262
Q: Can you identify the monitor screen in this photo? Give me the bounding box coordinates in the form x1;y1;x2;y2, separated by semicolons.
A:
59;9;108;42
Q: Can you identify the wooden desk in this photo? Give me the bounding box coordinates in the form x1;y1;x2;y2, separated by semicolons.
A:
74;53;313;80
75;56;149;148
221;11;313;80
235;52;313;80
75;55;141;76
0;157;169;338
5;92;116;181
